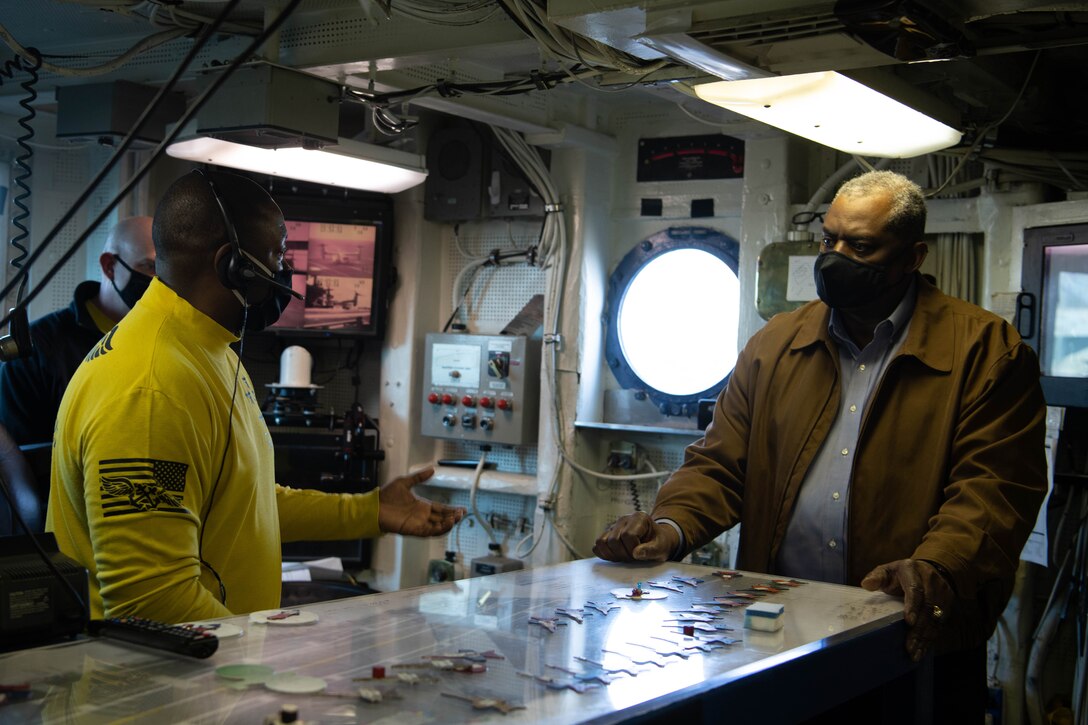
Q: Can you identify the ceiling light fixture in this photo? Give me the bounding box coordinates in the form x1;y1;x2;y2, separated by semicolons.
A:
693;70;963;158
166;135;428;194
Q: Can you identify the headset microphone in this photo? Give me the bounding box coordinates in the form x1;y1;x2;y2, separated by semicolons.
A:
232;247;303;301
262;273;304;300
0;305;33;362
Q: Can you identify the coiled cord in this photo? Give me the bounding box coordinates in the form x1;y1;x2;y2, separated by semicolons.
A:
1;48;41;303
628;478;641;512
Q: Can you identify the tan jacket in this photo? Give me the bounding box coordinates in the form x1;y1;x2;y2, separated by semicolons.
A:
653;277;1047;648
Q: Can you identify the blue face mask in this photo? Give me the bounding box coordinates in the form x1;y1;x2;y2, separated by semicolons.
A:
111;255;153;310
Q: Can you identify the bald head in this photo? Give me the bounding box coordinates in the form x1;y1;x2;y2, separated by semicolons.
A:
96;216;155;321
153;170;285;281
151;169;287;330
103;216;154;262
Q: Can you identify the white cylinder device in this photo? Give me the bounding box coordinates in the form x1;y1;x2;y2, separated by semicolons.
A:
278;345;313;388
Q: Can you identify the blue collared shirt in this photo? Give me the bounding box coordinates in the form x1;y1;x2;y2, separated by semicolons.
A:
774;279;918;583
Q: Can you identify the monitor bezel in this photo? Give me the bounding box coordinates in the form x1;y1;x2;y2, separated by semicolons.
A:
267;183;395;340
1020;222;1088;409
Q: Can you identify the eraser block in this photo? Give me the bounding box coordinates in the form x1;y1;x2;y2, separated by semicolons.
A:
744;602;785;632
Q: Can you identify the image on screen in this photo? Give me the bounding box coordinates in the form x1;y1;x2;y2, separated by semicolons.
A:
1042;243;1088;378
272;219;378;332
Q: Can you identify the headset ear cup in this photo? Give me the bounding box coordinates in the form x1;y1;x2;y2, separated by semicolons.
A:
232;254;258;291
216;247;236;290
216;246;253;293
228;253;247;291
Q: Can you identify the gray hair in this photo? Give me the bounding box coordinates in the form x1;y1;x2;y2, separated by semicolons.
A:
833;170;926;243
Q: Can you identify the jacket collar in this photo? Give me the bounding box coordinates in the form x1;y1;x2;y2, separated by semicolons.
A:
70;280;104;333
790;274;954;373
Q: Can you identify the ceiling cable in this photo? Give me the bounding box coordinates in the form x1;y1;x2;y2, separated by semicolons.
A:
0;23;189;77
0;0;302;332
928;50;1042;198
0;0;244;311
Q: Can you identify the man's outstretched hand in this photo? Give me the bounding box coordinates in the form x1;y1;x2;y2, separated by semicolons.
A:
378;466;465;537
593;511;679;563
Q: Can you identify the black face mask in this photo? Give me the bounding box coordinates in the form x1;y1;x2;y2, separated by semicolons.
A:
111;255;153;310
241;268;297;332
814;251;907;310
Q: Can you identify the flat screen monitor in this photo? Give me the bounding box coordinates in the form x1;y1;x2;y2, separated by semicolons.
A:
1019;222;1088;408
265;186;394;338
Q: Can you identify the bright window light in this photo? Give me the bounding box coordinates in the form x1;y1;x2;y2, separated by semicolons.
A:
617;248;739;396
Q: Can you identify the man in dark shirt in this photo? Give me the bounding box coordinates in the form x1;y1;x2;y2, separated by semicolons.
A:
0;216;155;447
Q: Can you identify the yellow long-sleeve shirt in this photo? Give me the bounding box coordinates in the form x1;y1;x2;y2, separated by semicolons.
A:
48;278;379;622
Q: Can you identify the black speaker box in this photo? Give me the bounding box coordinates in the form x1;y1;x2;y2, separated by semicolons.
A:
424;122;549;222
424;124;488;222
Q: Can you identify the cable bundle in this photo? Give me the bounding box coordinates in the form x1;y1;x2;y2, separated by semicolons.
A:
497;0;670;77
391;0;501;27
1025;483;1088;725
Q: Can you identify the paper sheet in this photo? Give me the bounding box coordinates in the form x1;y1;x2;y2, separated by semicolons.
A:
281;557;343;581
786;256;818;302
1021;407;1063;567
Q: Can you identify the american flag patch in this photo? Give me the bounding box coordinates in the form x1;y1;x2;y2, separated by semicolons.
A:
99;458;189;517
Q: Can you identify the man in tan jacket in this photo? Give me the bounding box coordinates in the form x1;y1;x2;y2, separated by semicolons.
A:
594;170;1047;723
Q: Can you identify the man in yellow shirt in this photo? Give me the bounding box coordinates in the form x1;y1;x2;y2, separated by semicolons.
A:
48;170;464;622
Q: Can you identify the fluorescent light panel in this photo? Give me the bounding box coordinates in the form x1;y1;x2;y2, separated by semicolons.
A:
166;136;428;193
694;71;962;158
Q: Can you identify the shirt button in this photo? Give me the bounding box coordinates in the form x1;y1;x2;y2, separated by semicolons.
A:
841;448;849;456
849;404;857;413
832;492;841;500
858;364;866;371
828;540;837;549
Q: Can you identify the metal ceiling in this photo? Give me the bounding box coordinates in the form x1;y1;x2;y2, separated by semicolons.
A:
1;1;1087;178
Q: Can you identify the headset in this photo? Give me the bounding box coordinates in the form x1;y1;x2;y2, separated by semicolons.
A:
195;168;299;302
192;169;253;606
193;168;307;606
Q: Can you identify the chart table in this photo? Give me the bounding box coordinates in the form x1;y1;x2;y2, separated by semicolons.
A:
0;559;920;724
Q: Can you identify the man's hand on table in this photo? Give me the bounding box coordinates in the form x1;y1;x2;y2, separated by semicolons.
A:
593;512;679;563
861;558;955;662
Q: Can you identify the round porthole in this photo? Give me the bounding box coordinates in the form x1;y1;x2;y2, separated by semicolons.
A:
605;227;740;415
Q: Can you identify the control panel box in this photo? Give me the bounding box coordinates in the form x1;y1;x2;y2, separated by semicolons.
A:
421;333;541;445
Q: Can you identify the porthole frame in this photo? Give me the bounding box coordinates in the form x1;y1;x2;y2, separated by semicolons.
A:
604;226;741;416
